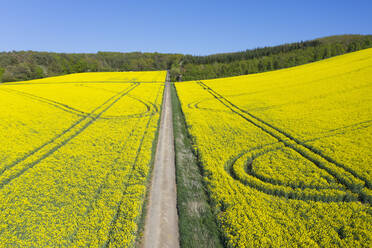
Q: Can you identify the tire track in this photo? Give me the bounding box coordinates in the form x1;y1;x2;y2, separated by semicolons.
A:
303;120;372;143
103;83;163;247
197;81;370;202
0;83;145;176
67;112;145;245
0;83;139;190
0;87;89;117
0;86;157;120
189;93;371;144
73;84;159;119
225;146;358;203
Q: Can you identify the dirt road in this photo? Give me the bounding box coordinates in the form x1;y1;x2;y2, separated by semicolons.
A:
142;77;179;248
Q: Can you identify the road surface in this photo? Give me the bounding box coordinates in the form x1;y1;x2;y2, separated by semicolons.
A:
142;75;179;248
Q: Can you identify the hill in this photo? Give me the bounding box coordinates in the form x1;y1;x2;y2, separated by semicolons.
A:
174;48;372;247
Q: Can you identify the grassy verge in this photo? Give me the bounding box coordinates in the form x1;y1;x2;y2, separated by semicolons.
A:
170;83;224;248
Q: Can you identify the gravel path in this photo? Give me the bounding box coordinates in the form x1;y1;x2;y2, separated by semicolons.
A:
142;77;179;248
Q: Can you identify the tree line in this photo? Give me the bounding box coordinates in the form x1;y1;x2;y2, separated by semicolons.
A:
0;35;371;83
0;51;182;82
175;34;372;80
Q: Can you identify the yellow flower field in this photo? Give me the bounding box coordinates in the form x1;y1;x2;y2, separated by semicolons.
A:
0;71;166;247
5;71;165;84
175;49;372;247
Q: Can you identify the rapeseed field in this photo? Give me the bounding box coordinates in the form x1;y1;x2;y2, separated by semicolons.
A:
0;71;166;247
175;49;372;247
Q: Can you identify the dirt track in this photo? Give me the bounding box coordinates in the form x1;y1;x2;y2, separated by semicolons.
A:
142;78;179;248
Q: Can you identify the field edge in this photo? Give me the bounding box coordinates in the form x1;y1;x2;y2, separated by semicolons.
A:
171;83;224;248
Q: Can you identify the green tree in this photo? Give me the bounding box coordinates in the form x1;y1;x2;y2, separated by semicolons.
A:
0;67;4;82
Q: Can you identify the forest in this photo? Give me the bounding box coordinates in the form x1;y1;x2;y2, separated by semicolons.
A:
0;34;371;82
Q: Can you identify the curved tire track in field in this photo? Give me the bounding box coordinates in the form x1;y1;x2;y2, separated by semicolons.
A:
197;81;371;203
225;145;358;203
0;86;158;120
67;83;160;119
0;83;139;190
0;87;89;117
74;83;158;119
100;95;159;120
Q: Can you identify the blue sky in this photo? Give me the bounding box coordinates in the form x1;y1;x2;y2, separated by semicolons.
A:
1;0;371;55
